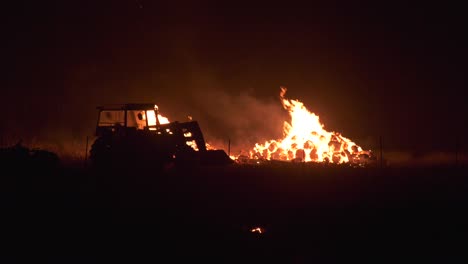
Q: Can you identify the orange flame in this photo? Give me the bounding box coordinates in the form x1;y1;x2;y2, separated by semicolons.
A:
248;87;371;164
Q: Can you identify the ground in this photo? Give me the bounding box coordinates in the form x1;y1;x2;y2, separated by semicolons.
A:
2;156;468;263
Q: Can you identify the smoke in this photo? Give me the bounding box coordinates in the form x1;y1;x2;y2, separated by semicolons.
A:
182;87;288;156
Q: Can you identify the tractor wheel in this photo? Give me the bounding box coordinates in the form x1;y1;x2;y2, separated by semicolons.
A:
89;135;114;168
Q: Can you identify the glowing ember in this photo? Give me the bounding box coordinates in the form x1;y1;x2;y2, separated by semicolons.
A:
248;87;371;164
186;140;199;151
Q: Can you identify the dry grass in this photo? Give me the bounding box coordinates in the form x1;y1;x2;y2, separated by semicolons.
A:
1;136;95;167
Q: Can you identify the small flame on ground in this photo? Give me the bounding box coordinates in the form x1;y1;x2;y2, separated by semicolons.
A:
250;227;264;234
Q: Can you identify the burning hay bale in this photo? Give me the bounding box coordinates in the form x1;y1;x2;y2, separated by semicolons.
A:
228;88;376;167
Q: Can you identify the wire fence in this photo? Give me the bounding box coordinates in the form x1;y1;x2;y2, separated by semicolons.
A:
1;133;467;168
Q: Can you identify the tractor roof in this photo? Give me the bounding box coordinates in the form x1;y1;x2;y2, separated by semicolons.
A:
97;103;157;111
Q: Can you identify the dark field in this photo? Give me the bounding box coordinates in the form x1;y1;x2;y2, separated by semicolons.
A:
2;153;468;263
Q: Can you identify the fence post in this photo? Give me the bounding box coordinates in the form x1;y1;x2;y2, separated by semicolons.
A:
379;136;383;169
455;136;459;167
84;136;89;168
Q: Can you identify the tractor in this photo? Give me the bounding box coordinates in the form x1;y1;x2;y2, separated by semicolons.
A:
89;103;233;170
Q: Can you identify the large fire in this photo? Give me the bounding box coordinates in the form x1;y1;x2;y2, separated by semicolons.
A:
245;87;372;164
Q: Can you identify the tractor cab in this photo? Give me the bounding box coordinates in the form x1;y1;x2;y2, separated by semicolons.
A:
95;103;166;136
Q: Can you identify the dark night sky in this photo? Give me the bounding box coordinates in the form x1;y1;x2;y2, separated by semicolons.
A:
3;1;467;154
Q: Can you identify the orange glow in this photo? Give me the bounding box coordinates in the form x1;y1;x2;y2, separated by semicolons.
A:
205;142;217;150
248;87;371;164
186;140;199;151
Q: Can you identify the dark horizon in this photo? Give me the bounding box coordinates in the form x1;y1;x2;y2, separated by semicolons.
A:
3;1;467;155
